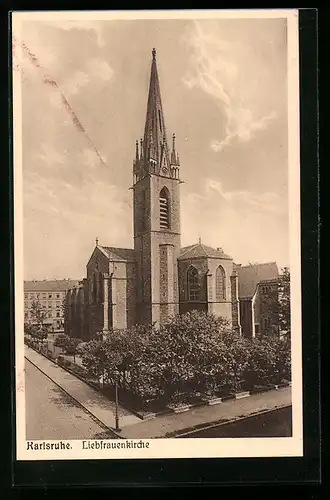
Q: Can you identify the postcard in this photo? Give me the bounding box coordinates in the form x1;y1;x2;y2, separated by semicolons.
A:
12;9;302;461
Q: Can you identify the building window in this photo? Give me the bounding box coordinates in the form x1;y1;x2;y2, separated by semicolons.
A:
255;324;260;334
56;294;60;298
48;294;52;299
159;187;170;229
187;266;199;301
263;317;269;330
56;312;60;317
215;265;226;300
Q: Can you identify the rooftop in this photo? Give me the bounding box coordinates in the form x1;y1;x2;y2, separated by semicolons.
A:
179;243;232;261
24;279;80;292
98;246;135;262
237;262;279;299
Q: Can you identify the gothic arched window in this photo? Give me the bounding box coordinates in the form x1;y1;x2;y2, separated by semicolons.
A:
159;187;170;229
187;266;199;301
216;265;226;300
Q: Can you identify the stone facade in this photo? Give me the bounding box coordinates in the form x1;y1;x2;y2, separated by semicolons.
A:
237;263;280;338
64;50;279;341
24;279;79;332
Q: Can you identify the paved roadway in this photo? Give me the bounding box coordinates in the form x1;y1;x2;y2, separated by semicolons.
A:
178;406;292;438
25;359;115;440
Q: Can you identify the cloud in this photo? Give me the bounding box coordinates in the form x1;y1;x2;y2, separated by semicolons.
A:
210;110;277;152
41;19;106;48
182;21;278;152
205;179;285;215
87;58;113;82
36;143;67;166
181;178;288;267
60;58;113;96
62;70;90;96
23;155;132;279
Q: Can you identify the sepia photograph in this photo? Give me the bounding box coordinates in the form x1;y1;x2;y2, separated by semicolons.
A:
12;9;302;460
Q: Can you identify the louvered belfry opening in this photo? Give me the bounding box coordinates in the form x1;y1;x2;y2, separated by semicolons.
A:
159;187;169;229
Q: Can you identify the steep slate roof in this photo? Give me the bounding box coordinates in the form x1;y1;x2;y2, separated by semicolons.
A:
99;246;135;262
24;279;80;291
237;262;279;299
178;243;232;261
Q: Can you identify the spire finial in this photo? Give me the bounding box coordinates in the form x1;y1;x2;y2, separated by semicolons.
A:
152;47;156;60
96;237;99;247
198;236;201;245
135;139;139;160
140;138;143;159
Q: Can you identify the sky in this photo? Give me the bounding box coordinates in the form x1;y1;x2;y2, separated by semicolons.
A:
16;15;290;280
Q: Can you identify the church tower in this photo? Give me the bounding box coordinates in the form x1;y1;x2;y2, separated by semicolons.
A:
133;48;181;325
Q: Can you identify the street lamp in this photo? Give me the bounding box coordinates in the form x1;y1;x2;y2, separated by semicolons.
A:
113;369;121;431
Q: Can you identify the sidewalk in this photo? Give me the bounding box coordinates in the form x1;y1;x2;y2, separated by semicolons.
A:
120;386;292;439
25;346;141;430
25;345;292;440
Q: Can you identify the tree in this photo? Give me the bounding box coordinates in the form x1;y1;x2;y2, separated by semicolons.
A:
65;337;83;363
30;300;48;329
278;267;291;338
54;333;70;350
76;310;291;409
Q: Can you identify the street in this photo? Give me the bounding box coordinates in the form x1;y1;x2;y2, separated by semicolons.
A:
177;406;292;438
25;359;115;440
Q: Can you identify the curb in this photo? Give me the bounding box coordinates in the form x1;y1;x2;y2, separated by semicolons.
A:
172;404;292;438
26;345;145;421
25;346;292;421
25;354;123;439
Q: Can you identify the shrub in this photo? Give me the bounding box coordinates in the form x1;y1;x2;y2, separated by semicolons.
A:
62;312;292;409
244;338;277;387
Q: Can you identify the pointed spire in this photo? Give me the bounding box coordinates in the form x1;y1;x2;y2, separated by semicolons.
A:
170;133;180;167
96;237;99;247
135;140;139;161
142;48;170;174
140;138;143;159
133;48;181;183
171;133;176;165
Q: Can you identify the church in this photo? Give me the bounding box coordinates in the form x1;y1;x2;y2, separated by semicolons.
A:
64;49;279;341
